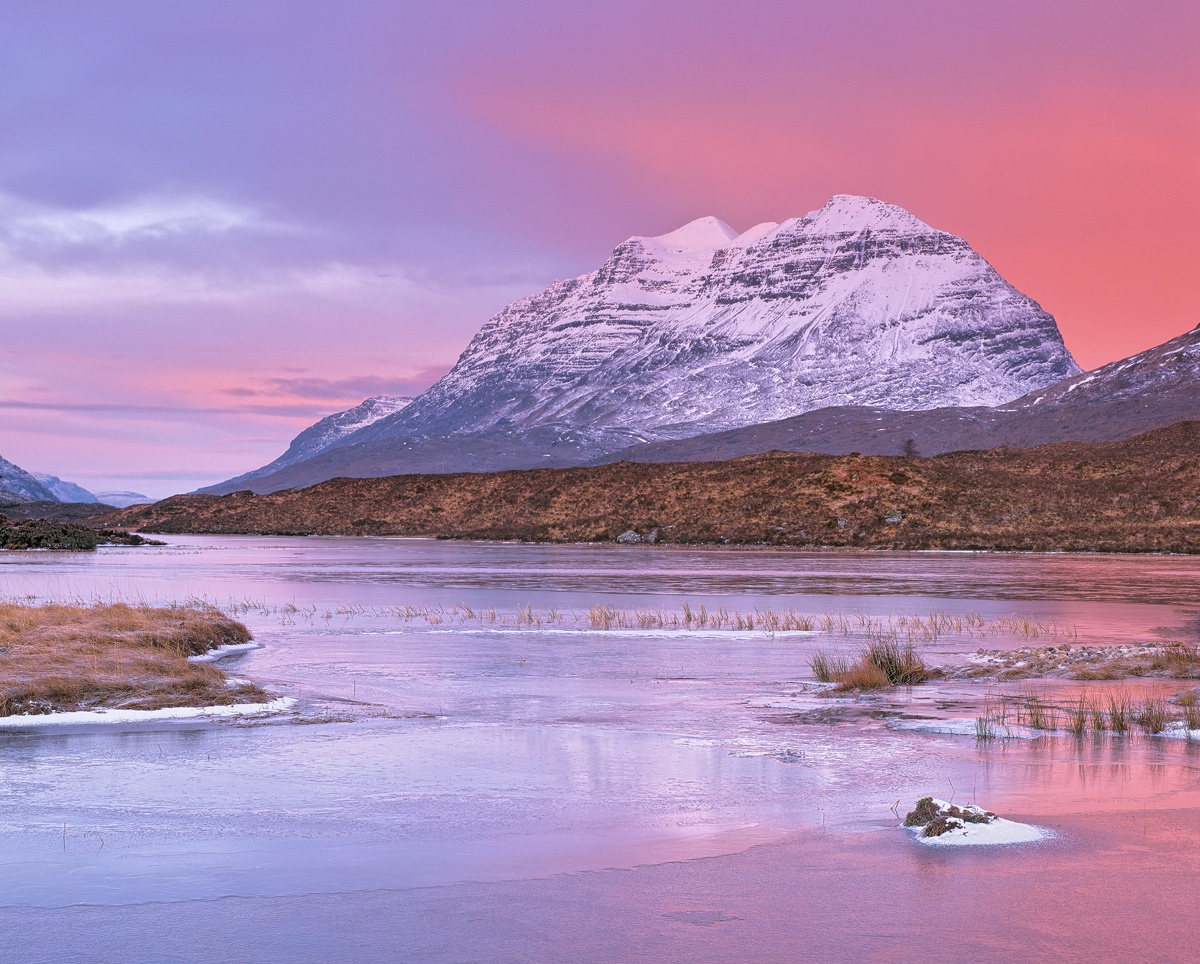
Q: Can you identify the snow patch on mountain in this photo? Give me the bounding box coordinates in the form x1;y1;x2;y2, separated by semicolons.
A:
200;395;415;493
95;491;152;508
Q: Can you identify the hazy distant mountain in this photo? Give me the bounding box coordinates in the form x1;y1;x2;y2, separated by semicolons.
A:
94;490;152;508
32;472;99;504
206;195;1079;493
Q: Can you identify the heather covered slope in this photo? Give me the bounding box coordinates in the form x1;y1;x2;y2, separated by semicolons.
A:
114;422;1200;553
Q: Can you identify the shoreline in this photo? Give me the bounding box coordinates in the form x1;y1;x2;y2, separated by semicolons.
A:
130;530;1198;558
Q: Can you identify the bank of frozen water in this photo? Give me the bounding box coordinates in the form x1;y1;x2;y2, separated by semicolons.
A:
0;696;295;730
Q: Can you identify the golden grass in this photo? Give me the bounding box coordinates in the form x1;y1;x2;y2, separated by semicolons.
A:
0;602;265;716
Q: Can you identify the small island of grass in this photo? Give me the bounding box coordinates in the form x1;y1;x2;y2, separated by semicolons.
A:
0;601;268;717
0;516;162;551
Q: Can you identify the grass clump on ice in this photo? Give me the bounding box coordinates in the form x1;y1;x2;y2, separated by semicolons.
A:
810;638;936;691
0;601;265;716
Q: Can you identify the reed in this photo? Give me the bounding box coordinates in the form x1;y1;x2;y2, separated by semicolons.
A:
1135;695;1169;734
1065;693;1089;736
1107;690;1132;734
1021;690;1057;731
975;692;1001;740
1176;691;1200;731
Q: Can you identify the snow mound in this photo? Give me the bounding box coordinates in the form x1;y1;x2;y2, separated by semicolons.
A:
903;797;1047;847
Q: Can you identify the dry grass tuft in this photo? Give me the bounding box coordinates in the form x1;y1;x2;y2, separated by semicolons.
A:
0;602;264;716
811;638;935;691
1135;695;1170;734
809;648;850;683
863;638;933;686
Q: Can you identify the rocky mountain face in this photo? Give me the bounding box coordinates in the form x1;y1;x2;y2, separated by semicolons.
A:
207;196;1081;494
601;322;1200;464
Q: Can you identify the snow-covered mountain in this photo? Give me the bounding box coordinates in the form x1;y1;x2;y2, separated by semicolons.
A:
207;395;413;493
350;195;1078;449
207;195;1082;493
0;456;58;503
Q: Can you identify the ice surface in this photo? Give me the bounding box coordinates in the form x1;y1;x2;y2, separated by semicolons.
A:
0;536;1196;917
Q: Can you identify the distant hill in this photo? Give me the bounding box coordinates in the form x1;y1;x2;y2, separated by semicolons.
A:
0;456;58;503
201;395;413;495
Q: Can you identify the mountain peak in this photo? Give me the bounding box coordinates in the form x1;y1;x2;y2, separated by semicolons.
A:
641;216;738;252
802;194;932;235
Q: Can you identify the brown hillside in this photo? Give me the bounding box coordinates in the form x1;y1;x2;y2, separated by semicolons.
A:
110;422;1200;553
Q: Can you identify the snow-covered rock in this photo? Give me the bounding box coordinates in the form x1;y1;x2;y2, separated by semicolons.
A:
903;797;1047;847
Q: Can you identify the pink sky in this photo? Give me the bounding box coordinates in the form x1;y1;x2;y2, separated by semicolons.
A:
0;2;1195;496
